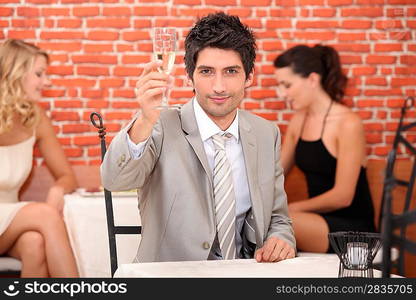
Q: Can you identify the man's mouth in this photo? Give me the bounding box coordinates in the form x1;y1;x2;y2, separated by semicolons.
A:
209;96;230;103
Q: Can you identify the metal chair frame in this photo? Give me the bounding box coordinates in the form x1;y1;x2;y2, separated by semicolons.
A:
381;97;416;277
90;112;142;277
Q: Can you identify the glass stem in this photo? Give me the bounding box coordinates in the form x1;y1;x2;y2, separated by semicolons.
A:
162;85;169;106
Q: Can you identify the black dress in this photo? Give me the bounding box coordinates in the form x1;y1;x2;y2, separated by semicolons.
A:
294;105;376;252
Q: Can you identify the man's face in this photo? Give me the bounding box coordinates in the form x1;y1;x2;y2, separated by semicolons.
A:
190;47;253;127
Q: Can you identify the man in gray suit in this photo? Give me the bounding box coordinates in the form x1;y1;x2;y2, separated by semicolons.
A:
101;12;295;263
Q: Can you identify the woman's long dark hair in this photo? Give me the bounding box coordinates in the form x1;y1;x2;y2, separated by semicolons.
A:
274;44;347;103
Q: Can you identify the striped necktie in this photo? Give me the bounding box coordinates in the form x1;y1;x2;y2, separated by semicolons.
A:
212;133;236;259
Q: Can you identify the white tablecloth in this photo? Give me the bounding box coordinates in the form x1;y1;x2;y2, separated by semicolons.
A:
114;253;384;278
64;192;141;277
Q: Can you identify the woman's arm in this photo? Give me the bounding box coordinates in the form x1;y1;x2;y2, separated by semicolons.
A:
36;107;78;211
289;113;365;213
281;113;303;176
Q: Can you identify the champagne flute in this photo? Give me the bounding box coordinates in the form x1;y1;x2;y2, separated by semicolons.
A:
153;27;178;110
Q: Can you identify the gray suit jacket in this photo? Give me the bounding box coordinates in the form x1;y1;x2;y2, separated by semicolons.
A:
101;100;295;262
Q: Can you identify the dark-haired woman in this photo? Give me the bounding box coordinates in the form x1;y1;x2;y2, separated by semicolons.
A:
274;44;375;253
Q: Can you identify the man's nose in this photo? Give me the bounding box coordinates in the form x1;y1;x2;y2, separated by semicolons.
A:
213;74;226;94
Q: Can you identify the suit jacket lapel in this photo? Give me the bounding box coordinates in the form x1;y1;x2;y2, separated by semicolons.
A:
239;112;264;245
180;100;212;186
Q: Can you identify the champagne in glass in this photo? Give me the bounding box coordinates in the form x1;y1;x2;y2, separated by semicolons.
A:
154;51;175;75
153;28;178;110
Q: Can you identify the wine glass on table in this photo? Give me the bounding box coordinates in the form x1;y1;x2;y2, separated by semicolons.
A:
153;27;178;110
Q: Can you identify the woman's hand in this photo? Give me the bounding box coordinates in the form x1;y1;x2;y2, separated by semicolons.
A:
46;185;65;215
288;201;304;213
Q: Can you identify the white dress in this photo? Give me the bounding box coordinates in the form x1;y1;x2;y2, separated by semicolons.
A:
0;135;35;235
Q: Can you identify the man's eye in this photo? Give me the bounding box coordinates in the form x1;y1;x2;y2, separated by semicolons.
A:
36;72;42;77
226;69;238;74
200;69;212;75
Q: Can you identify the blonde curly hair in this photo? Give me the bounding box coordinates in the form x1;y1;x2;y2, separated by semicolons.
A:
0;39;49;134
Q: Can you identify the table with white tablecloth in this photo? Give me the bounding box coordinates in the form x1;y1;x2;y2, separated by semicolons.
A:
114;253;385;278
63;192;141;277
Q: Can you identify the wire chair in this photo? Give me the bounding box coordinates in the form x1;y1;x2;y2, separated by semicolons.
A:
90;112;141;277
380;96;416;277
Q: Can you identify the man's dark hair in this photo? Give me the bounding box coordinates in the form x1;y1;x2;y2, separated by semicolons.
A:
184;12;256;80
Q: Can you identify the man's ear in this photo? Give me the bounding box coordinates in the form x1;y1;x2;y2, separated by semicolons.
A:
308;72;321;88
186;75;195;93
244;72;254;88
186;75;194;87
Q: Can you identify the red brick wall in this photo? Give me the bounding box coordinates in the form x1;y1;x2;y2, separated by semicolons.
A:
0;0;415;165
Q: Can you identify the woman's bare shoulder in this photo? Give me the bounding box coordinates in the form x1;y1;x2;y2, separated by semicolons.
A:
332;104;363;132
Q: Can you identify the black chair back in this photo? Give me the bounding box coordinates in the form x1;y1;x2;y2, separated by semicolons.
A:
90;112;141;277
381;97;416;277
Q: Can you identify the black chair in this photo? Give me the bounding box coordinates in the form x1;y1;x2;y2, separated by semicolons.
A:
90;112;142;277
381;96;416;277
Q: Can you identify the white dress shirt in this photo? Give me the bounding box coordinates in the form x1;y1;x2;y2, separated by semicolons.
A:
126;99;252;258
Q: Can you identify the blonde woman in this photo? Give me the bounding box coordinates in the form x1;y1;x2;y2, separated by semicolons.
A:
0;39;78;277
